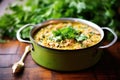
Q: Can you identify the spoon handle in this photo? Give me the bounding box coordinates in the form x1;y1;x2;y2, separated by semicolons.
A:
19;45;31;62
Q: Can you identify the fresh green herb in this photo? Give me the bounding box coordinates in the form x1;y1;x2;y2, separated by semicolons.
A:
52;26;88;42
52;30;61;36
60;26;78;39
52;26;78;40
75;34;88;42
0;0;120;41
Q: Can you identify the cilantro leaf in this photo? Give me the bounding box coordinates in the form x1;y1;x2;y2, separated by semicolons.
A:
52;26;78;40
0;0;119;41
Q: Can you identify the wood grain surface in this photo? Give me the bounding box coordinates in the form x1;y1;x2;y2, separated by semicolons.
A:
0;40;120;80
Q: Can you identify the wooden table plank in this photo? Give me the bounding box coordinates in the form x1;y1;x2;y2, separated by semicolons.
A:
16;42;29;55
106;42;120;60
0;40;120;80
0;68;14;80
0;40;19;54
0;67;52;80
52;70;96;80
0;55;19;68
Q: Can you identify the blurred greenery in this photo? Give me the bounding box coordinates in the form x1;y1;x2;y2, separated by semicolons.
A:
0;0;120;42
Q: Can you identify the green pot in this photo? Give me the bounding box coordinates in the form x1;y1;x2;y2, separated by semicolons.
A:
16;18;117;71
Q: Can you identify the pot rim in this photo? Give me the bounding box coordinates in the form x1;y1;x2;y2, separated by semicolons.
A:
30;18;104;51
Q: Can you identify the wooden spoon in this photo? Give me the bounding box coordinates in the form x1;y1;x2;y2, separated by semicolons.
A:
12;45;31;74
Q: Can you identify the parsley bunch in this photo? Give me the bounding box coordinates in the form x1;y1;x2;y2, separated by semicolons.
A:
52;26;88;42
0;0;119;42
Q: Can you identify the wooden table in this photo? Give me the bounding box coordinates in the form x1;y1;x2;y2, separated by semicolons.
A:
0;40;120;80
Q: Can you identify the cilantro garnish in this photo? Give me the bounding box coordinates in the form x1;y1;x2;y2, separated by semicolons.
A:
52;26;88;42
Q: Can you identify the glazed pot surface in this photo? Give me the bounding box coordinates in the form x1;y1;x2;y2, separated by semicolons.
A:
30;18;103;71
16;18;117;71
31;41;103;71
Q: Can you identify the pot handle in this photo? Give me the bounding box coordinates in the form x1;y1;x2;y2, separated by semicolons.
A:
16;24;34;43
99;27;117;49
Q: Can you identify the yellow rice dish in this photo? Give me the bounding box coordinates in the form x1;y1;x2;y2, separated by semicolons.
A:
34;22;101;50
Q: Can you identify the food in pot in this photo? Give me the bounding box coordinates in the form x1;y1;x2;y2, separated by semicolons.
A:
34;22;101;50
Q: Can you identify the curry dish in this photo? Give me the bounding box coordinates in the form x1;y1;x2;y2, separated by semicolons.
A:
34;22;101;50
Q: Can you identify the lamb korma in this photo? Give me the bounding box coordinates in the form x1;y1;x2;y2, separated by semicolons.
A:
34;22;101;50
